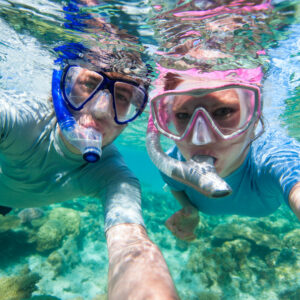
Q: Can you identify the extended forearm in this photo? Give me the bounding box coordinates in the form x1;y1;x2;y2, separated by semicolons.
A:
106;224;179;300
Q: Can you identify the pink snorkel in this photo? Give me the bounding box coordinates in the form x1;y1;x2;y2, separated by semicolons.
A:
146;65;263;197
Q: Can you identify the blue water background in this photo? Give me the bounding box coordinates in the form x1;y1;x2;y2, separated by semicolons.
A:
0;0;299;299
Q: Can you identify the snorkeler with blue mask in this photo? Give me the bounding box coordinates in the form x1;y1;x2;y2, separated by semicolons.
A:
0;0;180;298
52;63;148;162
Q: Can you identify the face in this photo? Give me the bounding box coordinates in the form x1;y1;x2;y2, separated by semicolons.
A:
68;69;146;147
171;90;254;177
171;89;241;136
72;99;127;147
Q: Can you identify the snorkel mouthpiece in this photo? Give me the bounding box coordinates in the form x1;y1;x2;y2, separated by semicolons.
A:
62;126;103;163
83;149;101;163
146;130;232;197
80;127;102;163
188;155;231;197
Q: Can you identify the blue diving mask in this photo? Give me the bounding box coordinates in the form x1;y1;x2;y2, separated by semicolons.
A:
62;65;148;124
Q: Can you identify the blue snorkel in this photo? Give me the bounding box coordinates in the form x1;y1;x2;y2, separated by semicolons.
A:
52;68;103;163
51;0;104;163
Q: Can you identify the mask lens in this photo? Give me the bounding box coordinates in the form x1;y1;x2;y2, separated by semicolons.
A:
63;66;104;109
154;88;256;139
114;82;145;122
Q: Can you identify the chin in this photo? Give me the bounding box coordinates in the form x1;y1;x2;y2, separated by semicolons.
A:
214;164;224;177
102;134;118;147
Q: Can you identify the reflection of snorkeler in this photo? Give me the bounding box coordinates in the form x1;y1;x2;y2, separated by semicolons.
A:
0;1;179;299
147;66;300;241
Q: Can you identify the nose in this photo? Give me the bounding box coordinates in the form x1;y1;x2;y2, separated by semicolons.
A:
90;90;113;120
191;115;216;146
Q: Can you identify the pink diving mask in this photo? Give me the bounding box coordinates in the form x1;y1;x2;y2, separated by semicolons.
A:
150;78;261;145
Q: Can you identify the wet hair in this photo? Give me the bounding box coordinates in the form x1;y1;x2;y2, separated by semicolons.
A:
163;72;184;91
65;47;152;89
54;43;152;89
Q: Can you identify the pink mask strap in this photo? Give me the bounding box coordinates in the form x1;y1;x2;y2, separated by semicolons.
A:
147;110;159;134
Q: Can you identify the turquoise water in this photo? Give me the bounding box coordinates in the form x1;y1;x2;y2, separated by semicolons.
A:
0;0;300;299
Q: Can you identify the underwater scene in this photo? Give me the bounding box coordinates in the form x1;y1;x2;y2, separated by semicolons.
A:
0;0;300;299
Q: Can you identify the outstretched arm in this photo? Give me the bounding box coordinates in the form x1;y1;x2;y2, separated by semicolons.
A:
289;181;300;221
106;223;180;300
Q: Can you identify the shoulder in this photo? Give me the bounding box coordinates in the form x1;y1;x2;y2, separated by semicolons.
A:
0;95;53;125
0;95;54;148
101;144;138;180
249;127;300;203
248;127;300;177
101;143;126;164
251;128;300;162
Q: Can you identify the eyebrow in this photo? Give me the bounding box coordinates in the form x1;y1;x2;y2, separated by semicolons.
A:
173;94;240;110
104;72;142;84
115;86;132;97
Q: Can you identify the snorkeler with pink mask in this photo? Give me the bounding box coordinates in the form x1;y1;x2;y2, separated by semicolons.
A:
147;0;300;241
147;65;300;241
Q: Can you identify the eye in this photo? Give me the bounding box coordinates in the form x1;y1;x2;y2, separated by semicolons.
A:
115;92;130;104
78;74;101;94
175;112;190;120
213;107;236;118
84;81;98;92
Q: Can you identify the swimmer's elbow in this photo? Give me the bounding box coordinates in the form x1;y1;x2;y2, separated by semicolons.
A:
289;181;300;221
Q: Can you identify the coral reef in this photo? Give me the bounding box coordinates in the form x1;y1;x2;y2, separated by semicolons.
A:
0;192;299;300
33;207;81;252
48;208;81;236
23;296;61;300
35;219;65;252
92;295;107;300
143;189;300;300
0;215;20;233
18;208;45;225
183;216;300;299
212;222;282;249
47;251;63;276
0;267;40;300
283;228;300;249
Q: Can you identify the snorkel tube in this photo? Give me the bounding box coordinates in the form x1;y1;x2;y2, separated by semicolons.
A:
146;114;232;198
52;68;102;163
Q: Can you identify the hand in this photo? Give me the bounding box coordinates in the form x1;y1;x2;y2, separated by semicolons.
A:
165;207;199;242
